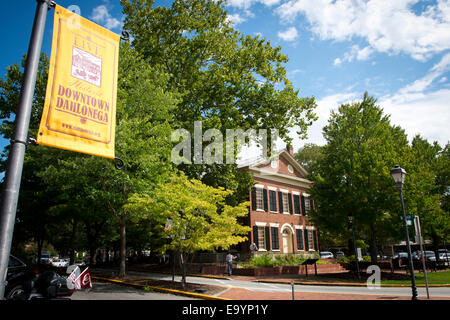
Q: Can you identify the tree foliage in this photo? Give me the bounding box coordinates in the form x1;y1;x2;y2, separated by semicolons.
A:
121;0;317;199
125;172;250;287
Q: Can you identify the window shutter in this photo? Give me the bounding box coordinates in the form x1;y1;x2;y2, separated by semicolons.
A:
304;229;309;251
296;229;304;251
294;195;300;215
253;226;258;245
313;230;318;251
265;226;271;251
271;227;279;250
278;191;283;213
301;195;306;216
263;189;268;212
288;193;293;214
251;187;257;211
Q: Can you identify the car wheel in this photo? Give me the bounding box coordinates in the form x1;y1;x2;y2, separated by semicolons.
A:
5;284;26;300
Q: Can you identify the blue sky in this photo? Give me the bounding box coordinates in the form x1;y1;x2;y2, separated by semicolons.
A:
1;0;449;158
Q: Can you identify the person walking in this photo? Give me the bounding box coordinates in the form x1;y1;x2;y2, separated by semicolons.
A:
226;252;237;276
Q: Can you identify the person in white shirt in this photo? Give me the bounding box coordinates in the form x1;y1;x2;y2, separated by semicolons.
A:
226;252;237;276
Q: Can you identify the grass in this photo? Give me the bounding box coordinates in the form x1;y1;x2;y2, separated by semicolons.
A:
380;270;450;285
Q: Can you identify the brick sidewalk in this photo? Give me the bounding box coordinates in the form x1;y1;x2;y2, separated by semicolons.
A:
217;287;450;300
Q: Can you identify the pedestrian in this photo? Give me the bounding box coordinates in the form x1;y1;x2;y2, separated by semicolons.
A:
226;252;237;276
250;242;258;253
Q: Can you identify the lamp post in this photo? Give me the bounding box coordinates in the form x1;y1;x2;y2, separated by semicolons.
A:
390;165;419;300
348;214;361;281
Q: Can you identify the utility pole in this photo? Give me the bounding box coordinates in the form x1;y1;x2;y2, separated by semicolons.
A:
0;0;54;299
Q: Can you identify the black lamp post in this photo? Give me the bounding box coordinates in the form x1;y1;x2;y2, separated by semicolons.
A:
348;214;361;281
390;165;419;300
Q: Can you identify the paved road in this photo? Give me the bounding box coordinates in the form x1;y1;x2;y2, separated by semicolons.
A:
71;281;200;300
105;270;450;299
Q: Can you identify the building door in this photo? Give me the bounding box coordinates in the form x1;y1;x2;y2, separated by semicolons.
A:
282;228;293;253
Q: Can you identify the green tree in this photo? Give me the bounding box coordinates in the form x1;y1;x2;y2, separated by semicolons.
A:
308;92;410;263
406;136;449;258
121;0;317;201
125;172;250;288
294;143;323;177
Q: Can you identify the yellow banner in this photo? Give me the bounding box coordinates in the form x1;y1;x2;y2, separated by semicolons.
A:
37;5;120;159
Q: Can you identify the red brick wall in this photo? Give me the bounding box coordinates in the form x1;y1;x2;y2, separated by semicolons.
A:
247;176;317;254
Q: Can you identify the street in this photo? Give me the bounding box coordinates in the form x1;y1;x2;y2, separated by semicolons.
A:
92;269;450;299
71;281;200;300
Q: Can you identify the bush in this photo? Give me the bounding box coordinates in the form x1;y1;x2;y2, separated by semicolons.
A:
239;253;318;268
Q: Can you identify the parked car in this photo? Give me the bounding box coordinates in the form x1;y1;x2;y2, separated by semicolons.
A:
414;251;437;261
34;253;52;265
51;259;69;268
335;251;345;259
5;255;29;299
320;251;334;259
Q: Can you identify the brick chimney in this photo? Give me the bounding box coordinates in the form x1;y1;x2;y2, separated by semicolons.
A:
286;144;294;156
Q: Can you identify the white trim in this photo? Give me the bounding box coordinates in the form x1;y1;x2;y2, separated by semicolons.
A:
308;249;316;252
305;226;315;230
303;193;310;197
269;223;280;227
282;212;290;215
252;170;312;189
272;249;281;252
280;223;295;234
294;225;303;229
258;249;267;252
255;221;267;227
280;188;289;193
254;184;265;189
267;186;277;191
256;209;265;212
292;191;300;195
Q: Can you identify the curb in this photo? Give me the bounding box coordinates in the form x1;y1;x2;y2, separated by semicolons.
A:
92;275;231;300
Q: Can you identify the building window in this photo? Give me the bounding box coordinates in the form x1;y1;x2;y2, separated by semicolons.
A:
282;193;289;213
305;197;311;213
255;188;264;211
269;190;277;212
296;229;304;251
271;227;279;250
293;194;301;215
257;226;266;250
308;229;315;250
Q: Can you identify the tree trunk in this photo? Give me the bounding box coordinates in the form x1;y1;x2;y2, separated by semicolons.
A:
69;218;78;265
119;209;127;278
179;251;186;289
369;223;378;264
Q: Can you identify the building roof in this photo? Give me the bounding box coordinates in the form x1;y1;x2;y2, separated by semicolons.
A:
238;148;313;188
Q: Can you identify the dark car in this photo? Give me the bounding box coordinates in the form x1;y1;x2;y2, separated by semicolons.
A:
5;255;29;299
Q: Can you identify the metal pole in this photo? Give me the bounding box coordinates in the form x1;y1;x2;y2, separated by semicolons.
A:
291;280;295;300
352;223;361;281
415;216;429;299
399;190;419;300
0;0;53;299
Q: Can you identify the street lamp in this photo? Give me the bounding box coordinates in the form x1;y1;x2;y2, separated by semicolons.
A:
390;165;419;300
348;214;361;281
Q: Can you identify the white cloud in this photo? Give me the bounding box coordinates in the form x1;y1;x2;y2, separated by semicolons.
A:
91;5;122;30
380;89;450;146
275;0;450;61
277;26;299;42
228;0;281;8
227;13;247;25
399;52;450;94
334;45;374;66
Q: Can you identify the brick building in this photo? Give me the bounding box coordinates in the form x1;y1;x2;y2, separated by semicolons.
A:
238;147;318;254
